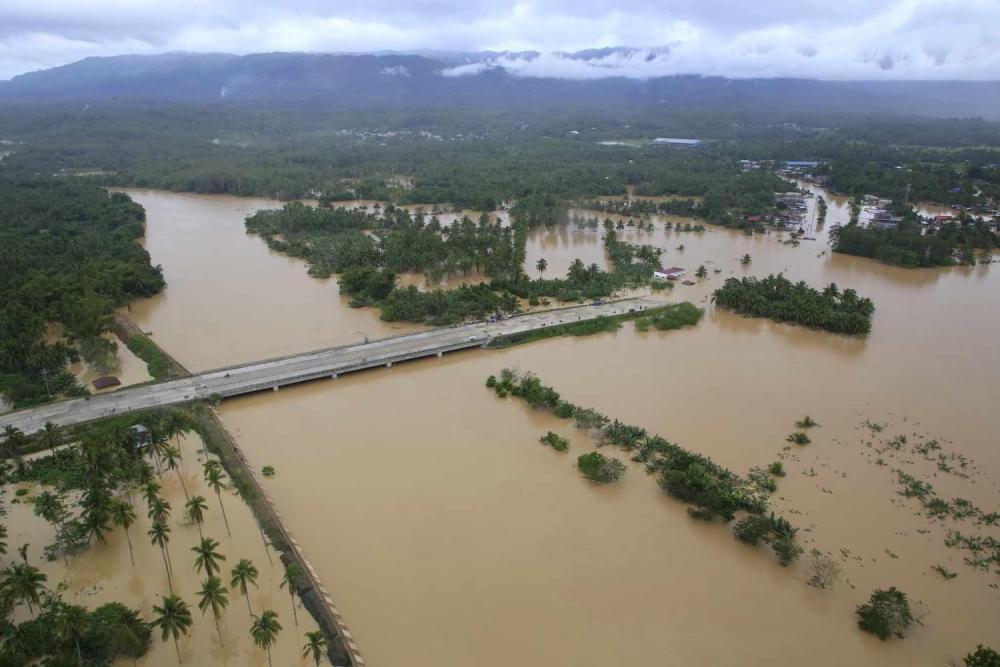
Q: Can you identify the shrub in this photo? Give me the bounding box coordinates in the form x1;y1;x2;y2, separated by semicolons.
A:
577;451;626;484
485;375;497;388
787;432;811;445
734;515;772;545
856;587;916;640
965;646;1000;667
539;432;569;452
554;401;575;419
768;461;786;477
807;550;842;589
773;533;804;566
262;465;275;477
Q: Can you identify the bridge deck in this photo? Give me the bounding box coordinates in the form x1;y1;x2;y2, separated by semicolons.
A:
2;297;664;434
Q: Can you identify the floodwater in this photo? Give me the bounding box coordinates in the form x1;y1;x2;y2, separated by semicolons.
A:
125;186;998;665
3;432;319;665
119;190;424;372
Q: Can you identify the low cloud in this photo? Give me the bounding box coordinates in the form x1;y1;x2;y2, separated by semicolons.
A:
1;0;998;80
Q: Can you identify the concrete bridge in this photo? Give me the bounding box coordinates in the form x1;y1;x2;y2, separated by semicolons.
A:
2;297;664;435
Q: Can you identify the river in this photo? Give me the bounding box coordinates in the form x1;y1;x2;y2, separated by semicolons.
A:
116;187;998;665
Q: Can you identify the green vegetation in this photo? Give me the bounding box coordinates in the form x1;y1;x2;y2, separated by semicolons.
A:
632;302;704;332
0;596;151;665
787;432;812;445
712;275;875;335
577;452;626;484
488;369;799;565
795;416;819;429
830;218;997;268
768;461;786;477
732;513;804;565
964;646;1000;667
855;587;917;640
261;466;276;478
0;178;165;407
125;334;174;380
539;432;569;452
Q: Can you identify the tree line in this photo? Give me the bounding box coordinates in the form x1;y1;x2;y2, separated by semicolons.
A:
712;275;875;335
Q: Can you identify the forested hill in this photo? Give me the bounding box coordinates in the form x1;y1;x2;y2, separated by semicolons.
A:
2;51;1000;119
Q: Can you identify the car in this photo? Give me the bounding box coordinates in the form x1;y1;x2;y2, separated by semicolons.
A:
591;300;605;306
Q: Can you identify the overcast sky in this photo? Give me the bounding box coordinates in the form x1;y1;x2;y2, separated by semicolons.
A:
1;0;998;81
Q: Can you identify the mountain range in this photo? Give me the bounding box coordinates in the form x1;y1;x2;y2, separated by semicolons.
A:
2;50;999;119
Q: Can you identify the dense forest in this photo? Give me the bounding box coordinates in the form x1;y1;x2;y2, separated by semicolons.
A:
1;104;997;209
712;275;875;335
830;216;997;267
0;179;164;407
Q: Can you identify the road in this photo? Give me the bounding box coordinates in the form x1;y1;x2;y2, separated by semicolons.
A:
1;297;664;435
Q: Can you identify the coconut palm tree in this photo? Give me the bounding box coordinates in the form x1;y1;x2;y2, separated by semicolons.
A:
185;495;208;538
162;446;190;500
302;631;329;666
230;559;259;615
740;253;752;266
535;257;547;278
148;496;172;525
110;498;138;566
55;602;90;665
38;421;61;449
0;562;47;616
1;425;26;458
205;467;231;537
151;594;193;663
33;490;69;565
148;431;169;476
148;520;174;592
197;575;229;644
142;480;162;507
192;537;226;578
280;563;305;626
250;610;282;667
233;478;271;564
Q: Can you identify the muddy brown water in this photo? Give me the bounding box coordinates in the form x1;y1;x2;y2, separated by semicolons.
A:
117;186;997;665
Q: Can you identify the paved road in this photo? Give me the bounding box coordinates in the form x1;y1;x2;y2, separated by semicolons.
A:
1;297;664;435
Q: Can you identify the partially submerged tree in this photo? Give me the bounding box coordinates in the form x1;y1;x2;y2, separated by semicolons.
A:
856;587;916;640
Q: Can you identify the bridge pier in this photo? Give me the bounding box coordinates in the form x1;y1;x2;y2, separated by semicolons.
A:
272;385;279;392
386;362;392;368
330;373;338;379
437;351;443;357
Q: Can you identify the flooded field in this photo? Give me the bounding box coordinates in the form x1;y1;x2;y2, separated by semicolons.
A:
3;432;319;665
118;186;998;665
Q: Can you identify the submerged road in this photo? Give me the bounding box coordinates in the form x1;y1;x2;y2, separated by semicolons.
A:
2;297;664;435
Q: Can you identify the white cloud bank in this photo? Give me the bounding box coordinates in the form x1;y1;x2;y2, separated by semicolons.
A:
1;0;998;80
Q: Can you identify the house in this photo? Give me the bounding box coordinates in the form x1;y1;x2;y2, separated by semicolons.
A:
92;376;121;390
653;267;686;280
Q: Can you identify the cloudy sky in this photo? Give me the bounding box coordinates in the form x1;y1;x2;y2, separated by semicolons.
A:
1;0;998;81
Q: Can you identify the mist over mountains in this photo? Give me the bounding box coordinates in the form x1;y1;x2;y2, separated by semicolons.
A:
2;50;999;120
